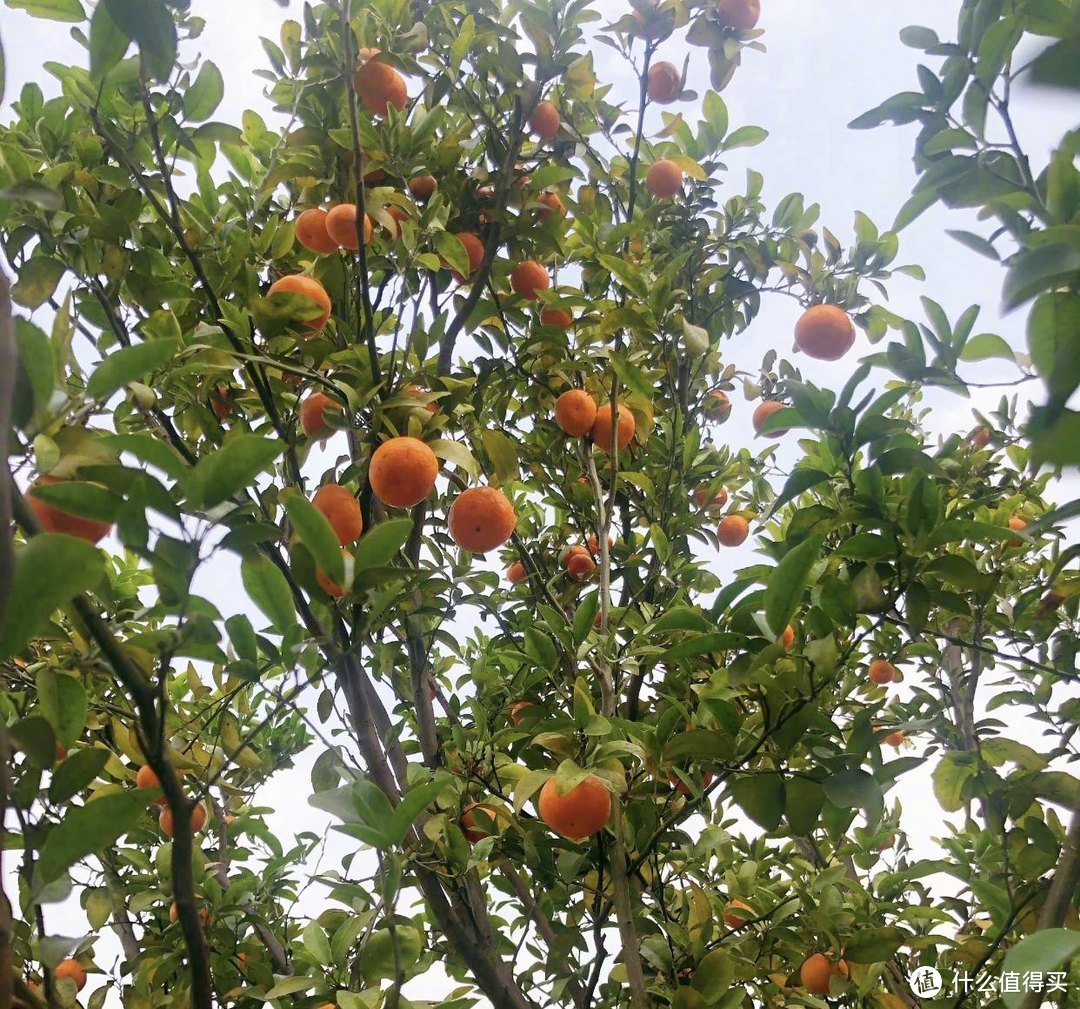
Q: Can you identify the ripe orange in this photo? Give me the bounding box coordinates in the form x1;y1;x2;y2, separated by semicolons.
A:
353;59;408;116
26;476;112;544
694;486;729;510
460;802;507;844
211;384;232;422
716;0;761;30
407;174;438;201
530;101;560;139
541;308;573;329
300;392;340;440
538;775;611;839
565;546;596;581
646;61;682;104
135;764;184;806
511;260;550;300
325;204;373;251
883;730;906;747
316;548;352;598
800;954;848;996
368;436;440;509
723;898;754;928
169;904;213;927
295;208;339;255
510;700;535;725
54;960;87;992
555;389;598;437
443;232;486;283
159;801;207;838
506;560;527;584
591;402;636;452
704;388;731;423
868;659;896;685
752;400;788;436
449;487;517;553
781;624;795;649
535;191;567;221
971;426;991;449
312;484;363;544
1008;515;1028;546
669;770;714;796
647;159;683;198
587;534;613;556
795;304;856;361
268;274;332;333
386;203;410;237
717;514;749;547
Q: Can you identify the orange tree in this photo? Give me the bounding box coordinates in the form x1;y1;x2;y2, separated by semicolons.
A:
0;3;1078;1009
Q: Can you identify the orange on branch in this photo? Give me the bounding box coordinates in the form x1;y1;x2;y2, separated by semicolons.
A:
883;730;906;747
647;159;683;198
460;802;508;844
443;232;486;283
54;960;87;992
312;484;364;544
529;101;560;139
565;546;596;582
587;534;613;556
795;304;856;361
159;801;207;838
538;775;611;839
716;0;761;30
591;402;636;452
353;59;408;116
316;548;353;598
407;173;438;201
694;486;729;510
449;487;517;553
723;898;755;928
368;436;440;509
752;399;788;436
268;274;332;333
541;308;573;329
800;953;846;997
535;191;567;221
210;384;232;421
295;208;339;255
510;701;535;725
781;624;795;649
300;392;341;440
325;204;373;251
511;260;550;300
26;476;112;544
717;514;749;547
868;658;896;685
971;426;991;449
646;61;682;104
135;764;184;806
506;560;527;584
704;388;732;423
555;389;598;437
669;770;713;795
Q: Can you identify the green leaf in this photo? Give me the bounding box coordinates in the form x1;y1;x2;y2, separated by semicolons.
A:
385;779;447;846
1001;931;1080;1009
86;339;179;400
823;769;883;824
844;926;907;964
83;887;113;931
899;25;939;49
103;0;177;81
767;469;831;517
1028;292;1080;406
730;773;785;831
574;592;599;643
721;125;768;150
190;435;282;508
28;481;119;522
88;1;129;78
302;920;331;967
10;715;56;769
763;535;823;637
932;751;977;812
262;978;318;1000
661;632;747;662
1003;243;1080;312
651;606;713;635
0;180;62;210
959;333;1015;362
240;553;297;633
434;232;469;279
36;669;86;748
183;60;224;121
353;518;412;571
13;318;55;430
524;627;557;669
428;438;479;477
285;495;343;585
6;0;85;22
12;256;65;309
481;429;519;483
36;790;149;892
784;776;825;836
359;926;422;984
0;535;105;661
49;748;110;805
691;949;734;995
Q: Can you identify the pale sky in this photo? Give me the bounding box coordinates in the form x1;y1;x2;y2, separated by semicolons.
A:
4;0;1077;1002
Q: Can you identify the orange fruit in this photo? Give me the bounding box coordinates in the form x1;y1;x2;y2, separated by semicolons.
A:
971;426;991;449
694;486;729;510
1008;515;1028;546
26;476;112;544
883;730;906;747
210;384;232;421
300;392;340;439
868;658;896;685
295;208;339;255
443;232;486;283
781;624;795;649
506;560;527;584
268;274;332;333
316;548;352;598
716;0;760;30
752;400;788;436
386;203;410;237
555;389;598;437
535;191;567;221
353;59;408;116
510;701;535;725
460;802;507;844
530;101;560;139
800;954;848;996
587;534;613;556
538;775;611;839
159;801;207;838
795;304;856;361
368;436;440;509
135;764;184;806
312;484;363;544
646;61;682;104
541;308;573;329
565;546;596;581
54;960;87;992
511;260;550;300
704;388;731;423
325;204;373;251
723;898;754;928
169;904;212;927
591;402;636;452
448;486;517;553
717;514;749;547
407;174;438;201
647;159;683;198
669;770;713;795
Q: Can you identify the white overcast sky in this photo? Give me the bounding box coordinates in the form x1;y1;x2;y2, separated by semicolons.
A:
3;0;1078;1000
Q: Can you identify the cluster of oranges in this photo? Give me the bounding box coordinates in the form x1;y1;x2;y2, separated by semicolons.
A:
135;764;208;838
